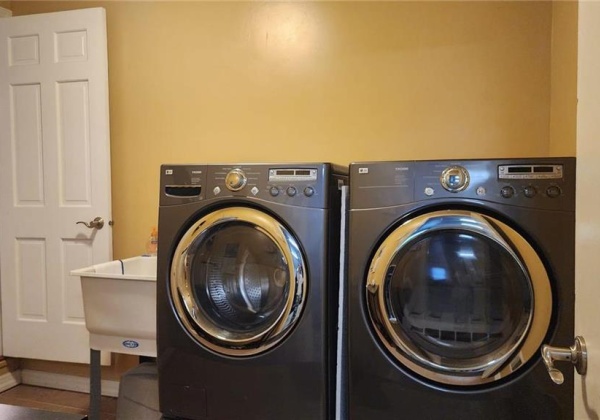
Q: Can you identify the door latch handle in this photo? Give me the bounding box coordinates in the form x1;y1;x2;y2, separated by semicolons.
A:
76;217;104;230
541;336;587;385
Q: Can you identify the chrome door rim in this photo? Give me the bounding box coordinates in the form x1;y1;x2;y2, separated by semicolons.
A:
170;206;307;357
366;209;552;386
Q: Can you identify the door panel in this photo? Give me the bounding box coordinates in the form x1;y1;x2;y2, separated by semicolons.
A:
171;206;307;357
576;1;600;416
0;8;112;363
365;210;551;386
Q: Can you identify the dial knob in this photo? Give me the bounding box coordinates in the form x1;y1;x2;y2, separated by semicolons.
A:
303;187;315;197
546;185;562;198
225;169;247;191
440;166;470;193
501;186;515;198
523;185;537;198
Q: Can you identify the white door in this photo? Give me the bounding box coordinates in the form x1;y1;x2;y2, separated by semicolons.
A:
575;1;600;417
0;8;112;364
0;2;11;359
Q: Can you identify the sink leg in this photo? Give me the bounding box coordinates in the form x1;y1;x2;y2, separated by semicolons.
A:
89;349;101;420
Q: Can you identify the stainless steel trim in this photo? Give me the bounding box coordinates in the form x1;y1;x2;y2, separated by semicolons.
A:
365;209;552;386
170;207;307;357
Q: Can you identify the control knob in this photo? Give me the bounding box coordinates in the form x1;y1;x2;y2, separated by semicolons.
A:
523;185;537;198
546;185;562;198
225;169;247;191
500;186;515;199
440;166;470;193
303;187;315;197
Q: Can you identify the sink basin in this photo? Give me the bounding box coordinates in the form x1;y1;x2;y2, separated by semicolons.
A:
71;256;157;357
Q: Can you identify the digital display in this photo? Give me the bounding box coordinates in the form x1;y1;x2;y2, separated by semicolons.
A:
508;167;532;173
499;164;562;179
269;168;318;182
276;170;295;176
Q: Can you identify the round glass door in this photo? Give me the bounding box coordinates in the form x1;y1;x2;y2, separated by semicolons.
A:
170;207;307;357
366;210;552;386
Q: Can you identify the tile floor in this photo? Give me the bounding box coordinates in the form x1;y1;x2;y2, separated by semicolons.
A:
0;384;117;419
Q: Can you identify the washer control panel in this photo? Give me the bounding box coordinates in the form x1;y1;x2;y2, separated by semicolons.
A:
159;163;346;209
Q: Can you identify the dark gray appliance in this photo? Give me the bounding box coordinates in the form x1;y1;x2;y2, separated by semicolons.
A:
347;158;576;419
157;163;347;420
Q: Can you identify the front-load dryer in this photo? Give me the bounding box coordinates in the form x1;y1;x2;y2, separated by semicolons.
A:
157;163;347;420
347;158;576;419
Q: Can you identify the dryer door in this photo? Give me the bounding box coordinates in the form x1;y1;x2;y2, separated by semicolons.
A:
366;209;552;386
170;206;306;357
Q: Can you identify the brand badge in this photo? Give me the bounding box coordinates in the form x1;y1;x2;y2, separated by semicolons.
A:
122;340;140;349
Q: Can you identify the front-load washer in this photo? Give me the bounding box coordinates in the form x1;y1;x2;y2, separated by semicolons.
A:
347;158;576;419
157;163;347;420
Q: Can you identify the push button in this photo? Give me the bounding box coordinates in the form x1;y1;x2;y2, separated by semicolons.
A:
303;187;315;197
269;187;279;197
286;187;297;197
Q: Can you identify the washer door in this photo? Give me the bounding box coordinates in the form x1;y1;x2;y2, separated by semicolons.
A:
170;206;306;357
366;209;552;386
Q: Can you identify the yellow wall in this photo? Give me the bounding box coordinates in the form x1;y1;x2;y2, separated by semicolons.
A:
549;1;578;157
11;1;563;259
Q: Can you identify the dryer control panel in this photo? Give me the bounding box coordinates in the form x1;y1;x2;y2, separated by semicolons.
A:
349;158;575;211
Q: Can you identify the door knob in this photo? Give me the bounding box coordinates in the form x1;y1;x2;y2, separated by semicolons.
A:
76;217;104;230
541;336;587;385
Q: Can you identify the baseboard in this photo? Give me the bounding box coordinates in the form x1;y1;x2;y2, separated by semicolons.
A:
0;370;21;393
21;369;120;398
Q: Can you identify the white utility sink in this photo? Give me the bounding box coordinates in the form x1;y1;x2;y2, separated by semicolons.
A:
71;255;157;357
